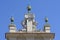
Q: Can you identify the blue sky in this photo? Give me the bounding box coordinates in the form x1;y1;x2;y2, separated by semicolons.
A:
0;0;60;40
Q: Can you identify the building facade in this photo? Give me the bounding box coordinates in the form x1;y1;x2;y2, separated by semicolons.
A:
5;5;55;40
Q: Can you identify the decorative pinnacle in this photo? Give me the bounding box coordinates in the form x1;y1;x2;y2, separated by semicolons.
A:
27;5;31;12
10;16;14;23
45;17;48;23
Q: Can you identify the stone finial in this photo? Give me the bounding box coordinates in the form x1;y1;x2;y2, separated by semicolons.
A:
45;17;48;23
27;5;31;12
10;16;14;23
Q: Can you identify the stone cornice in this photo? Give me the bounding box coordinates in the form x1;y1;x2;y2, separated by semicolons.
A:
5;32;55;39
